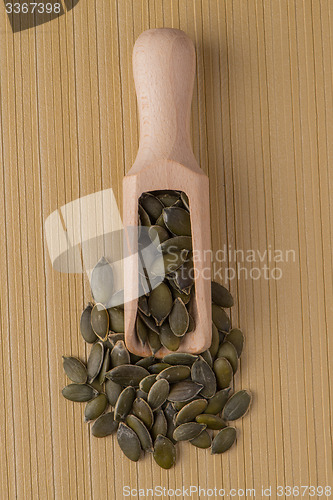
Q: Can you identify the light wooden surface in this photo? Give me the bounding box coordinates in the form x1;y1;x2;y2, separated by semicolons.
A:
0;1;332;499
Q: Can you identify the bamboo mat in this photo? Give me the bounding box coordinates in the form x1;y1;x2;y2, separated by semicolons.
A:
0;1;332;499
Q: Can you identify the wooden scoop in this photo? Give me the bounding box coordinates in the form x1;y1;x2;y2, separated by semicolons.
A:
123;28;211;357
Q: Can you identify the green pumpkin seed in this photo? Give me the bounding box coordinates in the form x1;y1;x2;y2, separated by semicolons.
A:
98;349;110;384
87;342;104;382
148;363;171;374
180;192;190;211
148;225;170;246
138;311;160;335
137;295;150;317
90;257;114;306
91;411;118;437
213;357;233;390
168;380;203;402
136;356;155;369
155;213;167;229
151;410;167;441
105;379;122;407
148;379;170;410
164;402;177;444
163;207;191;236
126;414;153;452
186;314;195;333
84;393;108;422
114;386;136;421
162;353;198;366
209;323;220;359
222;390;252;421
217;341;238;374
156;193;180;207
136;389;148;401
80;305;98;344
191;356;216;398
148;282;173;326
190;429;211;449
132;398;154;429
147;329;162;355
117;422;142;462
158;236;192;254
156;365;190;384
89;378;104;393
108;307;124;333
62;356;87;384
211;426;236;454
175;399;208;425
62;383;97;402
195;414;227;430
169;298;189;337
200;350;213;367
138;204;151;226
150;251;188;276
219;330;227;344
212;304;231;332
226;328;244;357
211;281;234;308
173;255;194;292
153;435;176;469
105;364;149;387
139;374;157;393
170;285;191;304
140;193;164;222
160;323;181;351
91;304;109;341
173;422;206;442
111;340;130;367
107;332;125;347
204;388;231;415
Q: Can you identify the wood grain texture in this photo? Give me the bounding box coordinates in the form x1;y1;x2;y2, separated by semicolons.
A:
0;1;332;499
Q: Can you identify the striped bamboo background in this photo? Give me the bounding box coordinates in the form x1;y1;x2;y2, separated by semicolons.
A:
0;0;332;499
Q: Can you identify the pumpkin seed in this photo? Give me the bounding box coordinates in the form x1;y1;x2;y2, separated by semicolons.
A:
80;305;98;343
217;342;238;374
200;350;213;367
87;342;104;382
173;422;206;442
169;298;189;337
226;328;244;357
211;281;234;308
148;225;170;246
153;435;176;469
136;356;155;369
147;330;162;355
173;254;194;292
140;193;164;222
195;414;227;430
186;314;195;333
148;363;171;374
98;349;110;384
148;282;173;325
157;193;180;207
209;323;220;359
107;332;125;347
62;383;97;402
164;402;177;444
159;323;181;351
105;379;122;407
114;386;136;421
168;380;203;402
111;340;130;367
138;204;151;226
204;388;231;415
180;192;190;211
190;429;211;449
151;410;167;441
62;356;87;384
136;389;148;401
158;236;192;254
135;315;148;346
139;374;157;393
212;304;231;332
91;411;118;437
191;356;216;398
117;422;141;462
138;311;160;334
222;390;252;421
90;256;114;306
126;414;153;452
91;304;109;341
211;427;236;454
148;379;170;411
105;364;149;387
175;399;208;425
84;393;108;422
156;365;191;384
213;357;233;390
89;378;104;393
138;295;150;316
163;353;198;366
163;207;191;236
108;307;124;333
150;251;188;276
155;213;167;229
132;398;154;429
170;285;191;304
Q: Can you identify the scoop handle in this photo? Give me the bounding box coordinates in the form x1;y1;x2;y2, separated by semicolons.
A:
132;28;200;173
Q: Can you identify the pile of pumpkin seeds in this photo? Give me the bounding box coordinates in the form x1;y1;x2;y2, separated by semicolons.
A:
62;272;252;468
